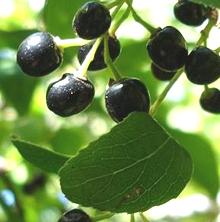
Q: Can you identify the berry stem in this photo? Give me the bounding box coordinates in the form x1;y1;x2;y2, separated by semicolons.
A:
104;34;122;80
110;3;131;35
77;37;103;78
54;36;91;49
215;46;220;54
196;18;216;46
125;0;157;34
204;84;209;91
149;69;184;117
130;214;135;222
92;212;115;221
139;212;150;222
110;0;125;19
104;0;122;9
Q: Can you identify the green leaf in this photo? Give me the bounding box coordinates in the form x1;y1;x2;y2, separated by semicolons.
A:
50;127;91;155
191;0;220;8
12;138;70;174
59;113;193;213
13;116;51;144
169;130;219;198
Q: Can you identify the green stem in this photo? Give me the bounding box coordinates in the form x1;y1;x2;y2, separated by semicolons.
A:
110;4;131;35
204;84;209;91
77;37;103;78
92;212;115;221
215;46;220;54
104;0;122;9
110;0;125;19
130;214;135;222
104;34;122;80
149;69;183;117
196;19;216;46
125;0;156;34
55;37;91;49
139;212;150;222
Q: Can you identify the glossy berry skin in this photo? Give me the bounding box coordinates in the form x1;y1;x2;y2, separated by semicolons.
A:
147;26;188;72
200;88;220;113
105;78;150;122
78;36;121;71
46;74;94;117
185;46;220;85
17;32;62;77
151;63;176;81
58;209;92;222
73;1;111;40
174;0;210;26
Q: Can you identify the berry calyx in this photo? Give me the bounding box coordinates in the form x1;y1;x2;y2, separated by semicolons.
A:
105;78;150;122
73;1;111;40
200;88;220;113
17;32;63;77
77;35;121;71
185;46;220;85
46;73;94;117
147;26;188;72
174;0;210;26
58;209;92;222
151;63;176;81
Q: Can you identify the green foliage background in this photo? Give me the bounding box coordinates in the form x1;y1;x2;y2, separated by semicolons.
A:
0;0;220;222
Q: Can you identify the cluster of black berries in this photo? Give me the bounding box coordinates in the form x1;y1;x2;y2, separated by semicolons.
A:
148;0;220;114
16;1;150;122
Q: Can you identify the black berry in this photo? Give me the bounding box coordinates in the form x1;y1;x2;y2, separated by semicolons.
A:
174;0;210;26
46;73;94;117
17;32;62;77
73;1;111;40
58;209;92;222
78;35;121;71
185;46;220;85
147;26;188;72
200;88;220;113
105;78;150;122
151;63;176;81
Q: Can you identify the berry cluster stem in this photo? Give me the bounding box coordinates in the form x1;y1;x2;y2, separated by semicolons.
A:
55;36;90;49
196;19;216;46
105;0;122;9
104;34;122;80
149;69;183;117
125;0;156;34
110;3;131;35
130;214;135;222
77;37;103;78
92;212;115;221
110;0;125;19
139;212;150;222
